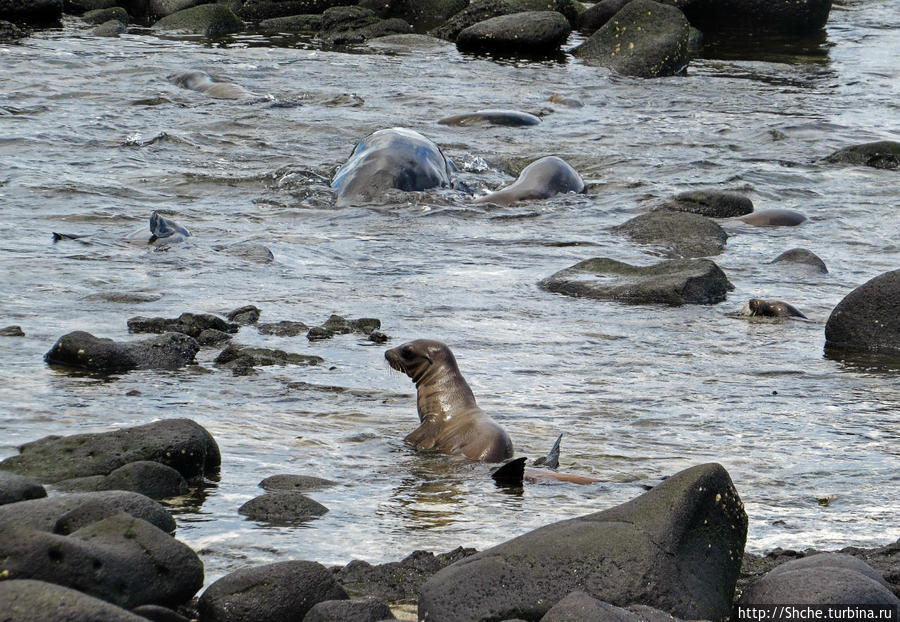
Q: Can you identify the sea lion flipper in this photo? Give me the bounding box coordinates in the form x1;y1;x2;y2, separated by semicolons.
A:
491;457;526;487
404;416;441;451
533;433;562;470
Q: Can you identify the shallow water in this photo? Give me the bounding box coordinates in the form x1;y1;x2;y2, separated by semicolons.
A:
1;0;898;587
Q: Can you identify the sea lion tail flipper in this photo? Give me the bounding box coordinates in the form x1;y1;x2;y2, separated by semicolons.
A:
52;232;89;243
491;457;526;487
533;433;562;469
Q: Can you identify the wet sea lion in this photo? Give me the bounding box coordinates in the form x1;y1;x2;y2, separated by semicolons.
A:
168;70;254;99
475;156;584;205
437;109;541;127
332;128;454;207
385;339;513;463
492;434;601;486
745;298;807;318
739;208;807;226
126;211;191;246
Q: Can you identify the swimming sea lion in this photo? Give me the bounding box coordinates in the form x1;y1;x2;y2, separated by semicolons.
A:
491;434;601;486
385;339;513;463
438;109;541;127
126;211;191;246
739;208;807;227
745;298;807;318
475;156;584;205
168;70;254;99
332;128;454;207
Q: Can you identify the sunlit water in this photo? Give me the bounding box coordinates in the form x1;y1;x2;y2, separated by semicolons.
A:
1;0;898;587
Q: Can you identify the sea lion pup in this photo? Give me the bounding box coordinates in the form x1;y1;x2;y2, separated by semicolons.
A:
475;156;585;205
385;339;513;463
745;298;807;319
168;70;254;99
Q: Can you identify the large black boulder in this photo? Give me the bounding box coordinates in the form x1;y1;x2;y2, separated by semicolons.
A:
199;560;348;622
612;210;728;258
539;257;733;305
675;0;832;35
0;513;204;609
825;269;900;359
302;596;395;621
44;330;199;373
0;490;176;533
0;418;220;483
0;0;62;24
456;11;572;54
0;579;147;622
430;0;580;41
417;463;747;621
54;460;190;500
0;470;46;505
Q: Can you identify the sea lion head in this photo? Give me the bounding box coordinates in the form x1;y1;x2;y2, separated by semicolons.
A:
385;339;457;384
168;70;214;91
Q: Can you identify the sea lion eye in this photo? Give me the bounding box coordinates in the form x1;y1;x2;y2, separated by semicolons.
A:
400;345;415;359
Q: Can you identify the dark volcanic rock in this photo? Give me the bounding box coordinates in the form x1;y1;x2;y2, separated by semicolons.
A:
0;470;46;505
456;11;572;54
303;596;395;621
257;12;321;31
540;591;682;621
82;5;128;22
361;0;466;31
0;580;147;622
128;312;238;338
576;0;631;34
540;257;733;305
226;304;261;325
0;418;220;484
199;560;348;622
825;269;900;358
91;16;127;34
259;473;337;492
151;3;244;36
573;0;695;77
676;0;832;35
612;210;728;257
197;328;234;346
0;324;25;336
237;0;344;21
214;343;324;373
430;0;579;41
44;330;199;373
307;314;381;341
654;190;753;219
418;463;747;621
131;604;192;622
823;140;900;170
257;320;309;336
54;460;190;499
765;553;893;589
238;491;329;524
0;0;62;24
771;248;828;273
0;490;175;534
333;547;478;601
0;513;203;609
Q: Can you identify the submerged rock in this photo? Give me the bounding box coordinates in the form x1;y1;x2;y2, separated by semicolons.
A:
0;418;220;483
238;491;329;524
128;312;238;338
199;560;348;622
0;580;147;622
456;11;572;54
612;210;728;258
654;190;753;218
438;109;541;127
0;513;203;609
418;463;747;621
307;314;382;341
214;343;324;374
825;269;900;359
257;320;309;336
0;325;25;336
0;471;46;505
44;330;200;373
823;140;900;170
259;474;337;492
0;0;62;24
573;0;696;77
771;248;828;273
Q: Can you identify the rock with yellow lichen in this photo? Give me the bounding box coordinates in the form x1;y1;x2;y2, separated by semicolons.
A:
44;329;199;373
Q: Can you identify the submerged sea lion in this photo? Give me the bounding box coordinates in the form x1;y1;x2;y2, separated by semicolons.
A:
168;70;254;99
771;248;828;273
331;128;454;207
437;109;541;127
739;208;807;227
385;339;513;463
492;434;601;486
745;298;807;319
126;211;191;246
475;156;584;205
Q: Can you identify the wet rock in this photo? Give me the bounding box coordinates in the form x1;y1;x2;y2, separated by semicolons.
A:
307;314;381;341
612;211;728;258
771;248;828;273
259;473;337;492
226;304;261;325
677;0;832;35
199;560;348;622
0;471;46;505
0;580;147;622
333;547;477;601
152;4;244;37
303;596;395;621
54;461;190;500
573;0;695;78
654;190;753;219
0;418;220;484
0;19;27;42
257;13;321;31
69;0;120;15
238;491;329;524
91;18;127;34
149;0;198;18
128;312;238;338
131;604;192;622
823;140;900;170
197;328;234;346
825;269;900;359
82;5;128;22
237;0;344;21
576;0;630;34
0;513;203;609
430;0;580;41
257;320;309;336
457;11;572;54
214;343;324;374
540;257;733;305
44;330;200;373
766;553;893;589
0;490;175;534
0;0;62;24
360;0;466;31
418;463;747;621
324;16;412;44
367;330;389;344
0;324;25;336
540;591;682;621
